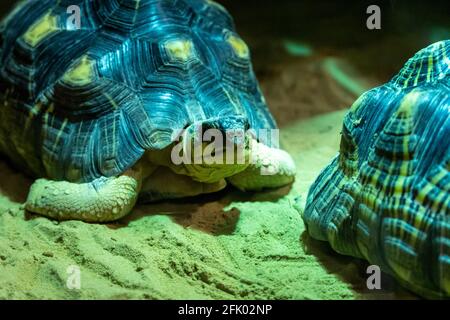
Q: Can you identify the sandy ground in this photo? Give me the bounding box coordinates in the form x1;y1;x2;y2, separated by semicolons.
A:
0;110;357;300
0;109;417;300
0;111;354;300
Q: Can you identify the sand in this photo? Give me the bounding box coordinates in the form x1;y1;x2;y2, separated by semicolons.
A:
0;104;418;299
0;110;348;299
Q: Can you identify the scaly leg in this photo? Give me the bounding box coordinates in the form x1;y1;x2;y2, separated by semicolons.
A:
25;166;142;222
227;138;296;191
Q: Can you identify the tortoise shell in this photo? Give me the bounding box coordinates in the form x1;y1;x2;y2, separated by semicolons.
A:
0;0;276;183
302;41;450;298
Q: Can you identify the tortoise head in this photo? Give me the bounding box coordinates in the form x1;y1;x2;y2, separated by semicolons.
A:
146;116;252;183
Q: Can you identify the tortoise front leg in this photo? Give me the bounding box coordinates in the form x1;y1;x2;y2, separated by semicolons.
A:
227;138;296;191
25;167;142;222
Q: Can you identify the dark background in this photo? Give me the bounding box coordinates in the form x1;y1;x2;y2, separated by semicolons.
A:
218;0;450;80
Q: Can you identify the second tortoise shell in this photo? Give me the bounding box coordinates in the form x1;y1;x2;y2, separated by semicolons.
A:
303;41;450;298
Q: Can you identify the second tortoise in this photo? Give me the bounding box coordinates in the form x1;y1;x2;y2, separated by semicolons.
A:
301;41;450;298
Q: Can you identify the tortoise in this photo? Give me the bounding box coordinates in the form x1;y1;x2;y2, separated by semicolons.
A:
0;0;296;222
300;40;450;298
